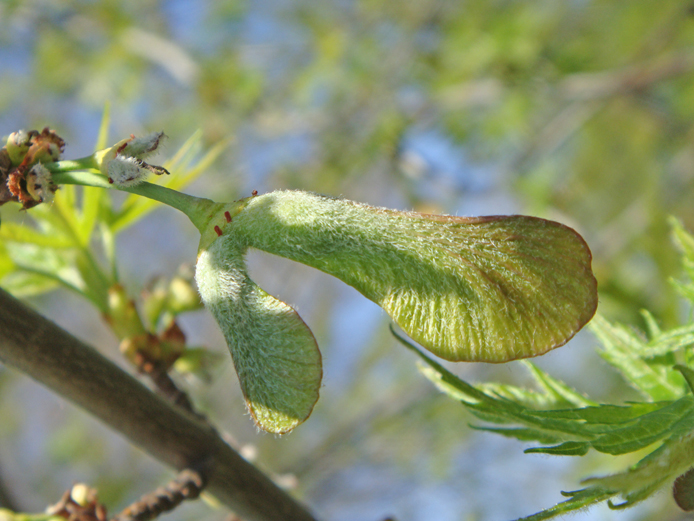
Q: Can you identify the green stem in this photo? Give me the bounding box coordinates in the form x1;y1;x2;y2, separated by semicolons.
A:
51;170;219;233
48;156;99;173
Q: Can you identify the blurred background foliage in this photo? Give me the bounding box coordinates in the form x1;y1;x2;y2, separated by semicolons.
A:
1;1;694;520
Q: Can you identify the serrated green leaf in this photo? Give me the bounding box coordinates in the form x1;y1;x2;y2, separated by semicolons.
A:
529;402;665;424
590;315;684;400
52;186;81;239
402;327;694;466
230;190;597;362
405;337;605;439
640;309;661;338
2;243;100;303
521;360;597;407
584;431;694;501
591;396;694;454
477;381;560;409
643;322;694;357
607;477;669;509
671;276;694;304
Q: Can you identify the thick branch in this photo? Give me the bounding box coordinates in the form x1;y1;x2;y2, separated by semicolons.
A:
0;288;318;521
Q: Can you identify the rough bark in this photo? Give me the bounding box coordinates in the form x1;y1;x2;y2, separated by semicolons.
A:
0;288;318;521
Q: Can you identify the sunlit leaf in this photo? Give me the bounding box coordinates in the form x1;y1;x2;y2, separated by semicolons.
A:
1;270;60;297
0;242;14;279
94;102;111;151
521;360;597;407
0;222;73;248
590;315;685;401
78;187;104;245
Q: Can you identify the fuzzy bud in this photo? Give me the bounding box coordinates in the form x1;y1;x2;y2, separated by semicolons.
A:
119;131;166;159
96;132;169;187
107;156;151;187
5;130;32;164
26;163;56;203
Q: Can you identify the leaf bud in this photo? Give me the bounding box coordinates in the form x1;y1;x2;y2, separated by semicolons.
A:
5;130;32;165
95;131;169;188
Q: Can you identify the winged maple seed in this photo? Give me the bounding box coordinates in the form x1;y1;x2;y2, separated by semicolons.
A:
196;190;598;433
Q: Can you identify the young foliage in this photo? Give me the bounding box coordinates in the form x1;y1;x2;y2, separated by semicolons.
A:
392;218;694;519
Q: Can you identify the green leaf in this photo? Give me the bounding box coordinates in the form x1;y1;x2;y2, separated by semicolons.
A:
643;322;694;357
0;270;60;297
400;327;694;463
583;431;694;501
77;186;104;245
530;402;665;424
676;364;694;393
1;242;103;305
227;190;598;362
671;216;694;262
195;232;322;434
521;360;598;407
476;382;561;409
0;222;73;248
0;242;14;278
511;489;614;521
590;315;685;401
473;426;565;444
640;309;661;338
590;396;694;454
94;102;111;151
